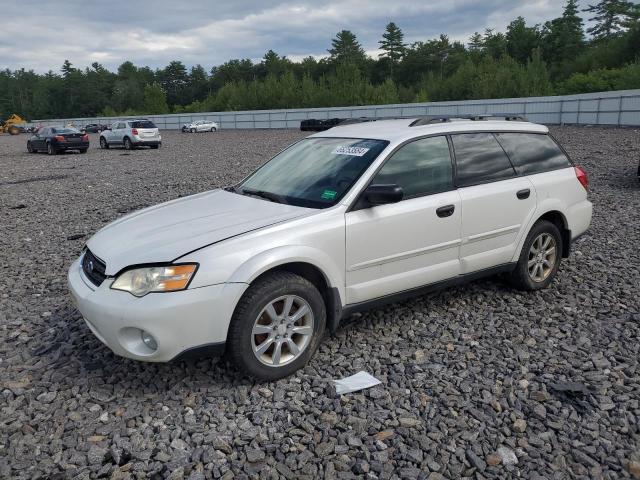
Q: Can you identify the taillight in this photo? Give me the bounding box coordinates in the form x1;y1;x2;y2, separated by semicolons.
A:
131;128;138;135
82;134;89;141
575;166;588;191
55;135;65;142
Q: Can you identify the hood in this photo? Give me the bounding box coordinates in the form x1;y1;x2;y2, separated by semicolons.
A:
87;189;314;275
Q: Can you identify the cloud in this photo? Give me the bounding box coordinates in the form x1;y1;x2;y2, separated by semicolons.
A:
0;0;577;72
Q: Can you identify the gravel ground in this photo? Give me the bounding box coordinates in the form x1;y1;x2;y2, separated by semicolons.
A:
1;127;639;480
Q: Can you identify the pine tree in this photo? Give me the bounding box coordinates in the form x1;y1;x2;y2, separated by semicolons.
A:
379;22;406;63
506;17;541;64
328;30;367;65
468;32;484;52
583;0;634;39
541;0;586;74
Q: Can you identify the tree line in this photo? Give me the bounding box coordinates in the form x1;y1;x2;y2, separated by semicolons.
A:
1;0;639;120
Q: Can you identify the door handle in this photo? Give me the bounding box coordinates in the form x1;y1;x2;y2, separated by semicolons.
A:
436;205;455;218
517;189;530;200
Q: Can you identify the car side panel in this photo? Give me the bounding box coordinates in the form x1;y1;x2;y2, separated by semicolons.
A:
458;177;538;274
345;191;462;304
510;168;592;262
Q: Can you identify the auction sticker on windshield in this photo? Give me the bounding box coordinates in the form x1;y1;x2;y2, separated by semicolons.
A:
321;189;337;200
332;146;370;156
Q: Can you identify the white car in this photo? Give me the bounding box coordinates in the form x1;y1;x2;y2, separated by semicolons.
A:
100;119;161;150
181;120;219;133
68;116;592;380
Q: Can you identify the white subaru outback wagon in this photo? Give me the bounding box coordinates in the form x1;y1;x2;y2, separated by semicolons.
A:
68;116;592;380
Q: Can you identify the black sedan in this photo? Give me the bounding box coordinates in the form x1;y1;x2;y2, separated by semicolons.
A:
27;127;89;155
82;123;106;133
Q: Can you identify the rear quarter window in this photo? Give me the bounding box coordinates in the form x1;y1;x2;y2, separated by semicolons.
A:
495;133;571;175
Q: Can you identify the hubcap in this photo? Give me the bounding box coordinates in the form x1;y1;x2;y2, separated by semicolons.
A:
528;233;557;282
251;295;314;367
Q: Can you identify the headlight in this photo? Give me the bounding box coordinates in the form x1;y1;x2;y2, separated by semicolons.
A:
111;264;197;297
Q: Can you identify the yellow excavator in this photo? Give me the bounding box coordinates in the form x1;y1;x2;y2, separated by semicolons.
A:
0;114;27;135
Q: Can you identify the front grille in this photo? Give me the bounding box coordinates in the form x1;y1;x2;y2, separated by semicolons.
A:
82;249;107;287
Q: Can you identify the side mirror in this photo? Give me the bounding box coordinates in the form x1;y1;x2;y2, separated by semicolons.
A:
365;184;404;206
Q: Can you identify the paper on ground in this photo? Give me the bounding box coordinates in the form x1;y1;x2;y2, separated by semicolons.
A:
334;371;382;395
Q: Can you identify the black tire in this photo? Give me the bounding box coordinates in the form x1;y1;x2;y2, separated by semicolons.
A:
27;142;35;153
227;271;326;381
211;127;217;132
123;137;133;150
150;144;159;149
47;142;57;155
79;148;87;154
508;220;563;291
100;137;109;149
190;128;196;133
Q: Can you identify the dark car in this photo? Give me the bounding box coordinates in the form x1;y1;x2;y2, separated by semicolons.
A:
27;127;90;155
83;123;104;133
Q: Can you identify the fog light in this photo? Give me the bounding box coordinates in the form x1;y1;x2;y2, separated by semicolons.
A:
140;331;157;351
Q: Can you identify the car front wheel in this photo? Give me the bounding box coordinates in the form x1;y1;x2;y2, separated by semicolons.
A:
509;220;562;291
100;137;109;149
227;271;326;380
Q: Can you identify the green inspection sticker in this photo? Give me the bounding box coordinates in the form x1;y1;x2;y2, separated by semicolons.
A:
321;189;337;200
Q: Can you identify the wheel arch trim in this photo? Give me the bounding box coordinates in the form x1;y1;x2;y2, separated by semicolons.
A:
512;202;571;262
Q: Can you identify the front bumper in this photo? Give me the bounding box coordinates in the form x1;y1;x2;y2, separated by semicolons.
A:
67;257;246;362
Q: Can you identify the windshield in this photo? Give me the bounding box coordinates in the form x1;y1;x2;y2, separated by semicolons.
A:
238;137;388;208
130;120;156;128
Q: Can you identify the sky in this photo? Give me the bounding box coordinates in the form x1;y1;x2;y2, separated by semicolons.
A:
0;0;585;73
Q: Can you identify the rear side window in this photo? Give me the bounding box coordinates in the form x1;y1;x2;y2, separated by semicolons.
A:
452;133;515;187
495;133;571;175
373;136;453;197
130;120;156;128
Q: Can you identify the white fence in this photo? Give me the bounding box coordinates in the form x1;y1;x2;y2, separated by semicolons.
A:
31;89;640;129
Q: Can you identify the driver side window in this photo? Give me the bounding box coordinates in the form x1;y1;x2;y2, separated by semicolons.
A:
372;136;454;198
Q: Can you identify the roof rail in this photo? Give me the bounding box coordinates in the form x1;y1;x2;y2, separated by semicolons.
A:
409;114;528;126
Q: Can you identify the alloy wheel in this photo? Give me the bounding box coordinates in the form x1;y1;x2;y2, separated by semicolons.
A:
528;233;557;282
251;295;314;367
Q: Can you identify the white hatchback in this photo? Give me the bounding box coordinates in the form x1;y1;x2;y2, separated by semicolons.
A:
68;116;592;380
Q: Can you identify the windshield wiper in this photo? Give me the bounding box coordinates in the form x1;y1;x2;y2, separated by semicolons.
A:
240;188;288;204
223;185;240;193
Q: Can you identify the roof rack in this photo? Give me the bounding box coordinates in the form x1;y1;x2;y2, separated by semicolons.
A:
409;114;528;127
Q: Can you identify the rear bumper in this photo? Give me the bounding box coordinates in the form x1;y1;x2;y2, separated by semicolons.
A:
567;199;592;240
56;141;89;150
132;139;161;146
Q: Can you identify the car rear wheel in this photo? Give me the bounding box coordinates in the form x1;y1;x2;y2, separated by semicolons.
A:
123;137;133;150
508;220;562;291
100;137;109;149
227;271;326;380
47;142;56;155
190;128;196;133
211;127;217;132
79;148;87;154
